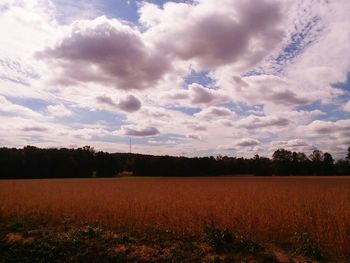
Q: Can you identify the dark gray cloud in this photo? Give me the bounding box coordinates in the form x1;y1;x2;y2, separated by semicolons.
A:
118;95;141;113
96;95;117;107
235;138;260;147
38;17;170;90
123;126;159;136
96;94;141;112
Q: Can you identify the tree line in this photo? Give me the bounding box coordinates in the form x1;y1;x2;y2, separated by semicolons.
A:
0;145;350;179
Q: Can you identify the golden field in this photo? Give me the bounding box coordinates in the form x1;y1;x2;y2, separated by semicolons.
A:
0;176;349;259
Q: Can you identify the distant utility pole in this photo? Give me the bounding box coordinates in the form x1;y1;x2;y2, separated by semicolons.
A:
129;138;132;154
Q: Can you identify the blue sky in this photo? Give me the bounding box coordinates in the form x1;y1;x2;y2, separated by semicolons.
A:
0;0;350;158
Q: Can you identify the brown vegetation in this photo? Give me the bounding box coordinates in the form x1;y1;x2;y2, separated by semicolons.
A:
0;177;349;260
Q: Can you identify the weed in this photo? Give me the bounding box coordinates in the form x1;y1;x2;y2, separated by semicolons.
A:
293;231;323;261
203;226;262;255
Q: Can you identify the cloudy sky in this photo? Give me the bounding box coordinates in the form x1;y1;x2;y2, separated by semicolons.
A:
1;0;350;158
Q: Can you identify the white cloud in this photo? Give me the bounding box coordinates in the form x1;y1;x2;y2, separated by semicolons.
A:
343;100;350;112
0;96;42;118
238;114;290;130
141;0;284;71
47;104;72;117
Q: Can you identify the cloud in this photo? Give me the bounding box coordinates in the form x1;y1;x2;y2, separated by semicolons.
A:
21;126;48;132
96;95;117;107
187;134;202;141
164;83;230;107
37;16;171;90
343;100;350;112
120;125;160;137
238;115;290;129
186;122;207;131
297;119;350;145
1;0;350;158
141;0;284;71
47;104;72;117
298;120;335;135
96;94;142;113
218;137;260;152
194;106;236;120
0;96;42;118
215;74;314;113
270;139;313;152
118;95;141;113
235;138;260;147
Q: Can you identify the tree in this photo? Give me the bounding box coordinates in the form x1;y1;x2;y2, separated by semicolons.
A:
272;149;293;175
346;146;350;162
323;152;334;175
309;149;324;162
309;149;324;175
291;152;310;175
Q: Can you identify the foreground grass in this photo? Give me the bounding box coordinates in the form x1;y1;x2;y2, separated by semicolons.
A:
0;216;323;263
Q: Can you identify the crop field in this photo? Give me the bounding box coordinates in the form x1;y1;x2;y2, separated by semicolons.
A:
1;176;350;261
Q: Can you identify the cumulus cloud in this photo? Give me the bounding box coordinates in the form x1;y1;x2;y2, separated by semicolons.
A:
118;95;142;113
141;0;284;71
164;83;229;106
119;125;160;137
235;138;260;147
96;94;141;113
238;114;290;129
270;139;313;152
186;122;207;131
215;74;314;113
194;106;236;120
218;138;261;151
37;16;170;90
296;119;350;146
96;95;116;107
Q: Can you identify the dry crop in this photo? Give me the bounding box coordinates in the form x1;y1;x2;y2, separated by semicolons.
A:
0;176;349;259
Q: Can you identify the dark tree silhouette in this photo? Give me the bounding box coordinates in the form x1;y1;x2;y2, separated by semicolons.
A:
272;149;293;175
309;149;324;175
0;145;349;179
323;152;334;175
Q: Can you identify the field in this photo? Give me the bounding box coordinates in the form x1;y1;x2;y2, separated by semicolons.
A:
1;176;350;262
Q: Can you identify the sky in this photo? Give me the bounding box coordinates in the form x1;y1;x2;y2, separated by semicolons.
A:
1;0;350;159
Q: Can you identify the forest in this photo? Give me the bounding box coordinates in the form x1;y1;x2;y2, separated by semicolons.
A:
0;145;349;179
